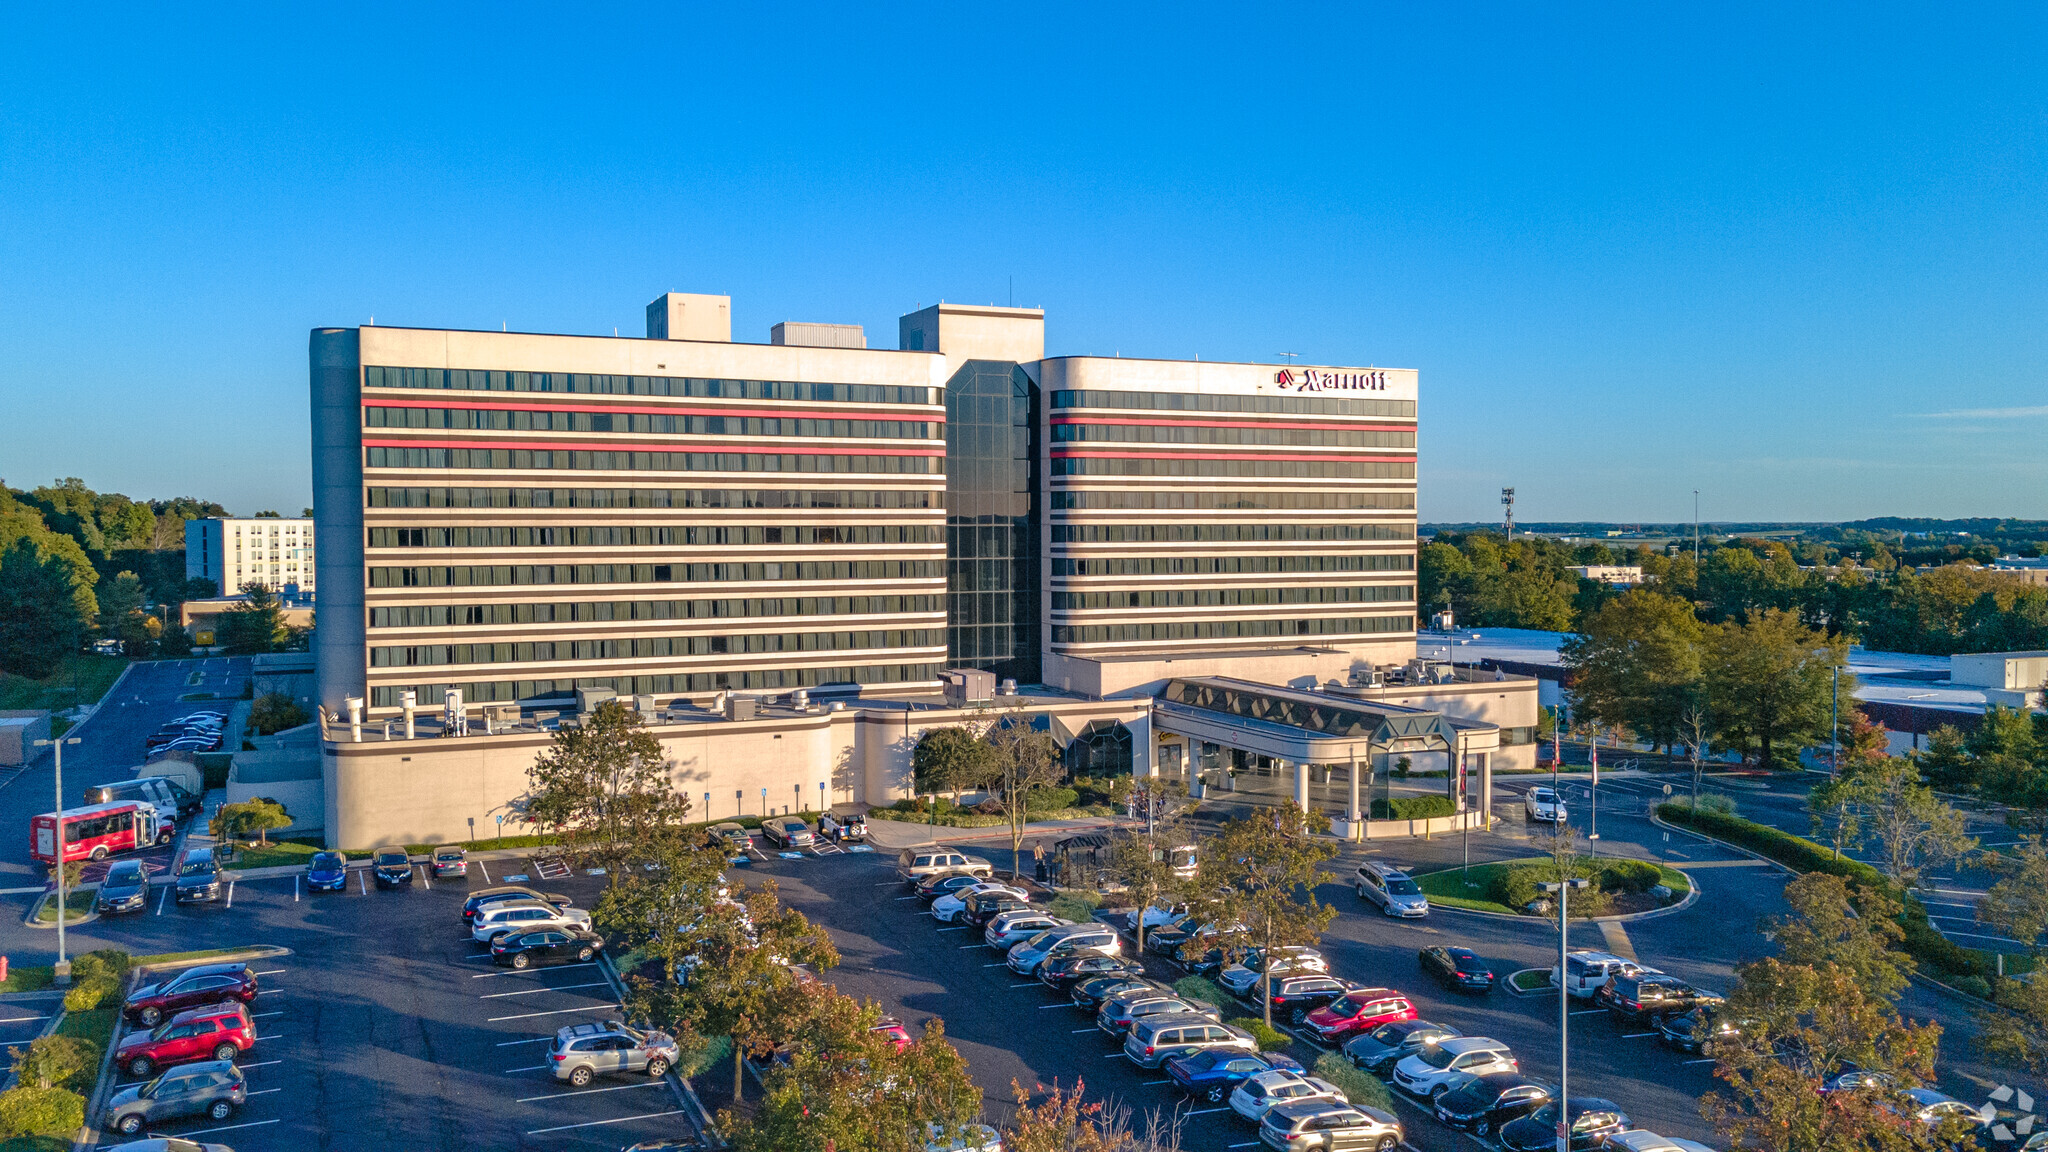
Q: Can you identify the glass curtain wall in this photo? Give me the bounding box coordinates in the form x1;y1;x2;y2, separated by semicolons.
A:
944;361;1041;683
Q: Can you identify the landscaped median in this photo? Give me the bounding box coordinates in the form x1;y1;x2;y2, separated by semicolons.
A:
1413;857;1689;917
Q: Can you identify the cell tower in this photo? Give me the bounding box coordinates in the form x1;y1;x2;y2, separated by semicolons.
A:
1502;487;1516;542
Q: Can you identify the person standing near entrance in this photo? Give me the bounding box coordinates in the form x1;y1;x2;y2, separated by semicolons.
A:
1032;841;1047;882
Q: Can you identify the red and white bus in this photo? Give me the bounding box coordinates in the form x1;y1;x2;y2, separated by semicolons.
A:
30;801;164;865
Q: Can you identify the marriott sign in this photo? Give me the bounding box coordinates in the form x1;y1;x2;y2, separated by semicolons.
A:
1273;368;1389;392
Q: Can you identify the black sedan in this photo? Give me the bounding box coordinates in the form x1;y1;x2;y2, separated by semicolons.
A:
1263;975;1366;1026
963;891;1031;928
1343;1019;1461;1077
1658;1006;1739;1053
1434;1072;1554;1136
915;872;983;902
96;860;150;914
1419;946;1496;992
1071;975;1161;1011
1040;952;1143;991
491;927;606;969
371;846;414;888
1500;1098;1632;1152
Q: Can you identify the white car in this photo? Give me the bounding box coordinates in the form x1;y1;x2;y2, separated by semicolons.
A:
1524;786;1567;824
986;911;1066;949
933;883;1027;924
1392;1036;1518;1098
1228;1069;1345;1122
926;1122;1003;1152
1218;947;1328;997
471;899;593;942
1551;950;1647;1000
1125;903;1190;933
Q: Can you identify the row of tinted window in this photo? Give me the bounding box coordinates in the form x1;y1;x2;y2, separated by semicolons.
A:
1163;679;1407;738
369;559;942;588
64;810;135;843
366;366;931;406
1051;523;1413;544
1050;389;1414;418
366;662;944;708
1053;554;1414;577
1051;615;1413;644
367;486;939;510
1051;489;1414;511
364;446;939;475
368;524;941;548
1050;423;1414;449
371;594;943;628
1051;458;1414;479
371;628;944;667
365;407;938;440
1051;584;1413;610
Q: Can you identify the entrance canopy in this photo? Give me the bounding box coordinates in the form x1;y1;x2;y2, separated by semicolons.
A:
1155;677;1490;763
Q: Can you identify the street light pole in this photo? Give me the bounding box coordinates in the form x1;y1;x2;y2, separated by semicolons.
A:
1540;878;1590;1152
32;735;81;975
1830;663;1840;776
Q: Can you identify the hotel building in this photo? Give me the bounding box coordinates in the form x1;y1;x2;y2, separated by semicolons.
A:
186;516;316;596
306;292;1535;847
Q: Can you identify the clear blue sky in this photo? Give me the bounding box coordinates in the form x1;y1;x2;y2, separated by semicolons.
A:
3;4;2044;523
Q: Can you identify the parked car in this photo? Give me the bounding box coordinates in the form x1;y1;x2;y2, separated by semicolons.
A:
113;1001;255;1077
123;963;259;1027
1009;925;1119;975
1098;993;1220;1036
305;851;350;893
1219;947;1328;996
1657;1007;1739;1053
1260;975;1368;1026
97;859;151;914
172;848;223;904
1608;1132;1724;1152
1040;951;1142;991
897;848;993;884
492;927;606;969
819;811;866;842
1123;1013;1256;1067
1126;903;1191;933
707;822;753;852
472;899;593;943
101;1140;235;1152
1595;973;1723;1022
548;1019;679;1086
1524;786;1567;824
1072;975;1163;1011
934;883;1025;924
1146;918;1233;957
82;776;198;838
1499;1098;1633;1152
462;886;572;923
1231;1070;1346;1122
1258;1099;1403;1151
871;1016;913;1053
1391;1036;1519;1099
1343;1019;1461;1077
1167;1049;1305;1103
1419;946;1496;992
1304;987;1417;1044
431;847;468;877
1434;1072;1554;1136
917;872;988;902
103;1060;246;1135
961;889;1032;928
986;910;1066;949
371;846;414;888
761;817;815;848
1551;951;1645;1000
1900;1088;1988;1127
1820;1070;1897;1094
1356;862;1429;918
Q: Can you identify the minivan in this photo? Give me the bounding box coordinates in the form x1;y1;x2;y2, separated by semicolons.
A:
1551;951;1646;1000
1356;862;1429;918
897;848;994;884
1123;1014;1256;1067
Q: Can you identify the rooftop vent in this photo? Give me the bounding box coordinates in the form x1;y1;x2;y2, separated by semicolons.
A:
771;321;865;349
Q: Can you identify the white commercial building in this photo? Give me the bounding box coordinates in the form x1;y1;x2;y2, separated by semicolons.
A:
186;517;316;596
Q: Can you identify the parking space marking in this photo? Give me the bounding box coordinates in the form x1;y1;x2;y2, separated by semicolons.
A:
1009;983;1040;988
359;870;367;895
480;981;611;1000
225;880;235;907
1037;1004;1071;1010
1684;1058;1717;1065
473;962;597;979
0;1016;47;1025
156;885;169;915
251;1011;283;1018
248;1087;282;1096
476;859;491;882
254;969;285;976
1183;1106;1229;1116
241;1060;282;1069
258;1033;285;1040
515;1080;666;1103
1071;1028;1095;1033
1622;1032;1658;1038
294;875;299;902
418;865;431;889
505;1063;551;1073
152;1119;282;1138
958;944;989;950
525;1109;683;1136
495;1036;555;1047
1570;1009;1603;1016
487;1004;620;1022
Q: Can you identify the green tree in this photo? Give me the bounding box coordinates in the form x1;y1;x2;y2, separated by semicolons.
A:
1766;873;1910;1002
8;1034;99;1091
1703;609;1846;769
1977;836;2048;952
248;691;310;734
984;711;1064;882
215;582;290;654
680;878;841;1100
523;699;692;883
1862;757;1976;892
1911;726;1974;793
1105;823;1188;954
210;798;292;846
1560;590;1704;750
911;726;999;802
595;834;733;987
1193;802;1339;1027
0;538;92;677
1806;772;1875;863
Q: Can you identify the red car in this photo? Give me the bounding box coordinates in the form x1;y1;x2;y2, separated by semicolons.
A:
122;962;259;1026
1303;986;1417;1044
113;1000;254;1077
871;1017;912;1052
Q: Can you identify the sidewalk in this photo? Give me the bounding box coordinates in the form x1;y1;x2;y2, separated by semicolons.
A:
862;813;1142;851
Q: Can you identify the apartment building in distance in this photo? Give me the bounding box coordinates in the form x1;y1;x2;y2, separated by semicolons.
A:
307;291;1537;847
186;516;316;596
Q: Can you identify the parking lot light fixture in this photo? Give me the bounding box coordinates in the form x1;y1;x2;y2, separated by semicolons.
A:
1538;878;1590;1152
32;735;82;973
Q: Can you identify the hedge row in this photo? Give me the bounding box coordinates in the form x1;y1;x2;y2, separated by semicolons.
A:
1369;795;1458;820
1655;802;1994;982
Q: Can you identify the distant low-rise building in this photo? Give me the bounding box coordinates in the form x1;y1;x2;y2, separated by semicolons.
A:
179;596;316;646
1569;565;1646;587
186;517;315;596
1950;650;2048;711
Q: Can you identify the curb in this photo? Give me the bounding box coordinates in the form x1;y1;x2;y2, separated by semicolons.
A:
1408;862;1701;926
594;950;720;1147
1500;969;1553;998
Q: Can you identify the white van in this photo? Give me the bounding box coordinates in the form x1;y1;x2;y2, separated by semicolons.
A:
1551;950;1648;999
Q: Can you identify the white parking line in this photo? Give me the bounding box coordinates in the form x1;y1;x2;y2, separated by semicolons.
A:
251;1011;283;1018
937;927;967;932
419;865;431;889
1622;1032;1658;1038
1571;1010;1603;1016
1182;1106;1229;1116
1071;1028;1095;1033
150;1119;281;1138
225;880;235;908
959;944;989;950
241;1059;283;1068
1684;1058;1717;1064
1009;983;1040;988
1102;1051;1125;1057
474;962;597;979
481;981;611;1000
506;1063;551;1073
496;1036;555;1047
515;1080;665;1103
1038;1004;1072;1010
255;989;282;996
156;885;169;915
982;963;1008;968
254;969;286;976
258;1033;285;1040
487;1004;620;1023
0;1016;47;1025
526;1109;684;1135
477;859;491;882
359;870;367;895
247;1087;281;1096
294;875;299;902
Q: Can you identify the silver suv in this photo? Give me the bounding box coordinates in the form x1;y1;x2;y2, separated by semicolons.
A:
549;1020;679;1086
1356;862;1429;918
104;1059;246;1135
897;848;993;884
1259;1099;1404;1151
1123;1013;1256;1067
472;899;593;942
1007;924;1119;974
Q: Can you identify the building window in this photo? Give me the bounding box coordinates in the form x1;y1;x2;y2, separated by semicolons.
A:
943;361;1040;684
1064;720;1133;776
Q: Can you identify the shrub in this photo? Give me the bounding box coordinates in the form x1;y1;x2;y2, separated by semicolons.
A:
1600;859;1662;894
67;951;129;986
1026;787;1080;813
1172;976;1229;1008
1954;975;1993;1000
248;692;310;735
8;1036;98;1092
1226;1017;1291;1052
61;979;114;1014
1313;1050;1396;1110
1489;864;1549;912
0;1086;83;1138
1048;891;1102;924
1370;795;1457;820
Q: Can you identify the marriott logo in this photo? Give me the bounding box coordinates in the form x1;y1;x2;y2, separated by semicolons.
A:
1274;368;1389;392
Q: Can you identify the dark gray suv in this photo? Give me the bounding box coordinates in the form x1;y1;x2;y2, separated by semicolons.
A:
104;1059;246;1134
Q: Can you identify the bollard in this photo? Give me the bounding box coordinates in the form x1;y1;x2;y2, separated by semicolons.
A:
0;954;10;984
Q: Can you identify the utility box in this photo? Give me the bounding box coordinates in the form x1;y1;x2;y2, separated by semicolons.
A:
723;694;758;722
940;669;996;707
0;711;51;767
575;686;616;715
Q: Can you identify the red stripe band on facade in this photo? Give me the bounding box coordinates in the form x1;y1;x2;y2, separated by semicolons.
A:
1048;416;1411;432
363;398;942;423
362;438;947;457
1048;449;1415;462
